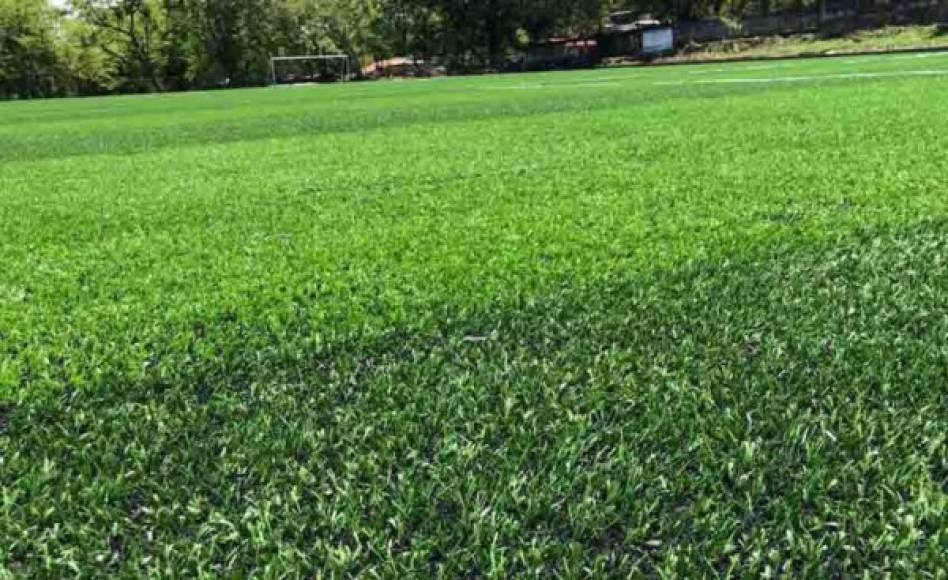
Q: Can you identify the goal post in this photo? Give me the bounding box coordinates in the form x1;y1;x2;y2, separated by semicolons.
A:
269;54;351;85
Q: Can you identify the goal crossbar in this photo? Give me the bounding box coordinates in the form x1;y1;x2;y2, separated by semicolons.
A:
270;54;350;84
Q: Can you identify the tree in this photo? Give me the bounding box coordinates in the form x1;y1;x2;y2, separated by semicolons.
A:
13;0;880;100
0;0;65;98
56;14;113;94
374;0;442;58
71;0;169;91
158;0;194;90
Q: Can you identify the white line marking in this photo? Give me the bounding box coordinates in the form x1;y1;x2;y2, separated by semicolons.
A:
655;68;948;86
891;51;948;60
480;80;622;91
562;81;621;88
480;84;545;90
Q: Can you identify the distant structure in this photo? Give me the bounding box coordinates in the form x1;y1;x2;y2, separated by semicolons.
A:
598;12;675;59
524;12;674;70
523;38;600;71
361;58;445;79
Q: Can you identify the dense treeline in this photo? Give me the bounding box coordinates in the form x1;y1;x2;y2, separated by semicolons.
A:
0;0;927;97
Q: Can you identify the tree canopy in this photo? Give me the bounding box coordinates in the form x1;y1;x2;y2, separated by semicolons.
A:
0;0;874;98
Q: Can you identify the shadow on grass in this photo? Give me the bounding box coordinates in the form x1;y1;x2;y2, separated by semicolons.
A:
4;219;948;575
0;69;919;165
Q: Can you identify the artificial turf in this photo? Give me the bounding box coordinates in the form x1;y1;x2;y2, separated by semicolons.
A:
1;53;947;576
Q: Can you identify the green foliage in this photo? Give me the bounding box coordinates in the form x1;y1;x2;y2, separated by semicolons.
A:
3;0;946;98
69;0;171;91
676;25;948;62
0;0;66;97
1;54;947;575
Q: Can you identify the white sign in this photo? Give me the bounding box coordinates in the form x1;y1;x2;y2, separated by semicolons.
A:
643;28;674;54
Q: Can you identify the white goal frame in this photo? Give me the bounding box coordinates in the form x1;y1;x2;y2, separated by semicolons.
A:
269;54;351;85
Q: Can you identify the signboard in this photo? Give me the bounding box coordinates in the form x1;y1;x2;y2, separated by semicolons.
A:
642;28;674;55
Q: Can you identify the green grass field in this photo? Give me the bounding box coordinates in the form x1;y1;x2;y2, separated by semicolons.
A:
2;53;947;576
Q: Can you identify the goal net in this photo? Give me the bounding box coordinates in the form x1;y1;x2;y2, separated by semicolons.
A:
270;55;351;85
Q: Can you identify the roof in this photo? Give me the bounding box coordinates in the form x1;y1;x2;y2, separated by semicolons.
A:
537;37;598;48
361;57;419;76
602;19;667;34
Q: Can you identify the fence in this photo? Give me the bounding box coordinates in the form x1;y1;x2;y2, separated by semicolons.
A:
675;2;948;44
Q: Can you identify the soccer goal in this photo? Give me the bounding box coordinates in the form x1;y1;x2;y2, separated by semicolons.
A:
269;54;351;85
